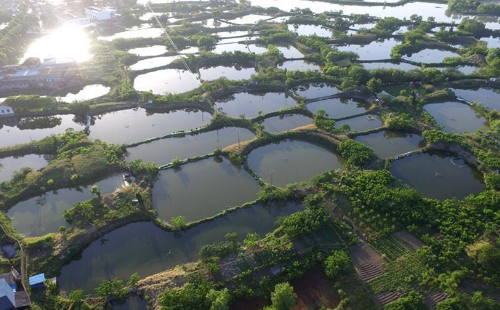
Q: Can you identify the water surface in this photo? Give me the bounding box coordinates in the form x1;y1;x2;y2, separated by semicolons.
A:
335;114;383;132
56;85;110;103
294;83;338;99
288;24;333;37
423;102;488;133
278;60;320;71
58;202;302;293
133;69;200;94
0;155;49;183
262;114;312;132
98;28;163;41
336;38;398;61
130;56;177;71
153;157;260;222
248;140;344;187
355;130;425;158
390;151;484;200
363;62;419;70
307;98;369;119
217;92;297;118
128;45;168;57
88;108;212;145
8;174;126;237
451;88;500;111
126;127;255;164
403;49;459;64
199;66;256;81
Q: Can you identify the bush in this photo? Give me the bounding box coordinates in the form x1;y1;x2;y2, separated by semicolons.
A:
338;140;375;166
384;292;425;310
323;250;352;279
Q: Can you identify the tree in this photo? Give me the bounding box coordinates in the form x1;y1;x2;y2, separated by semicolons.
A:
207;288;231;310
436;297;468;310
324;250;352;278
95;279;127;300
477;244;500;285
127;272;140;287
384;292;425;310
243;232;260;248
338;140;375;166
271;283;297;310
90;185;101;197
171;216;187;231
69;289;84;307
367;78;382;93
470;291;497;310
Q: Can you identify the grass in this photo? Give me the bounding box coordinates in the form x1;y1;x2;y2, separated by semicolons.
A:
370;235;409;262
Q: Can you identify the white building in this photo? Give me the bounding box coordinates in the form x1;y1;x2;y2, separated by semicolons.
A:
56;12;91;26
0;279;15;310
84;6;116;21
0;104;14;116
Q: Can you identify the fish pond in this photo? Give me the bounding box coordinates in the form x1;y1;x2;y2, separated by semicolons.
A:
8;174;126;237
247;140;344;187
0;154;49;183
451;88;500;111
126;127;255;165
335;114;383;132
423;102;488;133
217;92;298;118
56;84;110;103
307;98;369;119
262;114;312;133
355;130;426;158
58;202;303;293
88;108;212;145
152;157;261;222
390;151;484;200
133;69;200;94
199;66;257;81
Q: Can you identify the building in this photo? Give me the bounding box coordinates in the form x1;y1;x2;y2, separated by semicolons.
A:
28;274;45;290
0;57;81;93
0;104;14;116
56;11;91;26
0;279;15;310
84;6;116;21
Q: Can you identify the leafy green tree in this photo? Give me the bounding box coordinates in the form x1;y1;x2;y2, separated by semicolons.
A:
324;250;352;278
436;297;468;310
338;140;375;166
127;272;140;287
207;288;231;310
470;291;497;310
90;185;101;197
384;292;425;310
243;232;260;248
477;244;500;285
171;216;187;231
367;78;382;93
69;289;84;307
95;279;127;300
271;283;297;310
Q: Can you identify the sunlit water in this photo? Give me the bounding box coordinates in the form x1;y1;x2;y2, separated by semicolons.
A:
0;154;49;183
56;84;111;103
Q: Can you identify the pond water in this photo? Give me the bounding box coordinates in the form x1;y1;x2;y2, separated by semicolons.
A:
129;56;177;71
56;85;111;103
8;174;126;237
403;49;459;64
362;62;419;70
153;157;260;222
133;69;200;94
217;92;297;118
0;155;49;183
216;31;250;38
335;114;383;132
294;83;339;99
423;102;488;133
451;88;500;111
355;130;426;158
288;24;333;37
228;14;271;24
307;98;369;119
112;295;148;310
480;36;500;49
336;38;398;61
212;43;267;54
0;115;85;148
127;45;168;57
218;36;255;44
88;108;212;145
98;28;163;41
199;66;257;81
278;46;304;58
249;0;457;23
351;23;376;30
20;25;92;63
390;151;484;200
278;60;320;71
126;127;255;165
262;114;312;133
247;140;344;187
58;201;302;293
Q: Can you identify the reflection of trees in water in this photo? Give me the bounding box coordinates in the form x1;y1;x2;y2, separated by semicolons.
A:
73;114;91;126
36;194;47;206
17;116;62;130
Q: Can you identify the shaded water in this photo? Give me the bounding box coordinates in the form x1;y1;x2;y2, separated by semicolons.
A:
88;108;211;145
288;24;333;37
228;14;271;24
278;60;320;71
0;115;85;148
153;157;261;222
0;155;49;183
451;88;500;111
133;69;200;94
217;92;297;118
278;46;304;58
423;102;488;133
129;56;177;71
335;114;383;132
58;202;303;293
247;140;344;187
7;174;126;237
336;38;399;60
112;295;148;310
293;83;339;99
363;62;419;70
128;45;168;57
403;49;459;63
126;127;255;165
262;114;312;133
56;85;110;103
199;66;257;81
307;98;369;119
390;151;484;200
212;43;267;54
355;130;425;158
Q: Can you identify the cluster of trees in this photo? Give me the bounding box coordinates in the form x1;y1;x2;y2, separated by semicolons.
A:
448;0;500;15
0;5;38;65
281;195;331;238
338;139;375;166
5;95;56;113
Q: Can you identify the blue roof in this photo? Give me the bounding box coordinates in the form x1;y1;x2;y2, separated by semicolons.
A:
29;274;45;286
